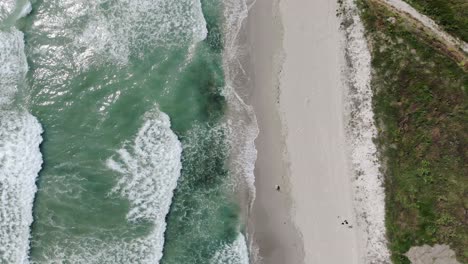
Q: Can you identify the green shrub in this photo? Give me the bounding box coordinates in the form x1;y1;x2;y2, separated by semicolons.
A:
356;1;468;263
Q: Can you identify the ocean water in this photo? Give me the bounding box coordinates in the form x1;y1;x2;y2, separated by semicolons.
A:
0;0;254;263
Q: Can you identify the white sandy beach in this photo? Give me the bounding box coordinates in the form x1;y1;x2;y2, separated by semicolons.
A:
278;0;363;262
248;0;365;263
247;0;304;263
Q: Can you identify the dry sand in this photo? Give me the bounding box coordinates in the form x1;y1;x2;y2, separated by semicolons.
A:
248;0;362;263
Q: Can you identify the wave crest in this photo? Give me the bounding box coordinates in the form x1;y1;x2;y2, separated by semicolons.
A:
0;111;43;264
106;109;182;263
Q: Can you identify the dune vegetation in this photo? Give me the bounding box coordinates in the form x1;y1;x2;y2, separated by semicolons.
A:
356;0;468;263
402;0;468;42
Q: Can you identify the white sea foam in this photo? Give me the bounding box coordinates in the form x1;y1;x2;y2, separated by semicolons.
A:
0;0;31;29
72;0;207;67
0;0;15;24
224;111;258;203
33;110;180;263
29;0;207;71
29;111;178;263
0;2;43;262
106;109;182;263
210;233;250;264
222;0;258;204
16;1;31;20
0;111;43;264
0;29;28;106
341;0;391;263
221;1;257;263
223;0;249;62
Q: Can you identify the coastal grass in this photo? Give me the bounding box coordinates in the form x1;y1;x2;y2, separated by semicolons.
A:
357;1;468;263
401;0;468;43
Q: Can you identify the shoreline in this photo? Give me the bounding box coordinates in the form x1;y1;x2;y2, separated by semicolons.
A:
247;0;369;263
245;0;304;263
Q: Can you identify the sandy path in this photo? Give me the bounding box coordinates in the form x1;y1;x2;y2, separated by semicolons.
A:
381;0;468;53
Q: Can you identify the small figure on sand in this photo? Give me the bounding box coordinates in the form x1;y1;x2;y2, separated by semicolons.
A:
275;185;281;191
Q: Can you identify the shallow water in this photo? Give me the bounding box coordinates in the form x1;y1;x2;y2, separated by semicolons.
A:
0;0;251;263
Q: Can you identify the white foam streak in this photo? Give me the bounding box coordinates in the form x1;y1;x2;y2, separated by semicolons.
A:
341;1;391;263
72;0;207;68
210;233;250;264
222;0;258;204
0;0;15;24
28;0;207;71
0;29;28;106
223;0;249;60
17;1;31;20
106;110;182;263
221;1;257;263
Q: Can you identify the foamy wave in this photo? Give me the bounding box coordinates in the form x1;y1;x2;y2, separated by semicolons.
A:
222;0;258;204
210;233;250;264
223;0;249;60
72;0;207;67
27;110;180;264
0;111;43;264
341;1;391;263
224;108;258;203
106;109;182;263
0;29;28;106
0;3;43;262
0;0;31;29
0;0;15;24
221;2;258;263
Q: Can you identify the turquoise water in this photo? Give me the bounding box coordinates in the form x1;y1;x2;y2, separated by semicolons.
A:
0;0;252;263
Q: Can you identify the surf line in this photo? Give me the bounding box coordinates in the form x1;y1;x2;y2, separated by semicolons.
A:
0;1;44;263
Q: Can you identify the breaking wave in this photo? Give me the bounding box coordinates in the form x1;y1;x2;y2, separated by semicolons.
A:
29;0;207;69
210;233;250;264
106;109;182;263
0;1;43;263
34;110;181;264
0;112;42;264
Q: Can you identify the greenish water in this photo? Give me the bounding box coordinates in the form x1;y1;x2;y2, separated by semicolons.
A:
0;0;251;263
